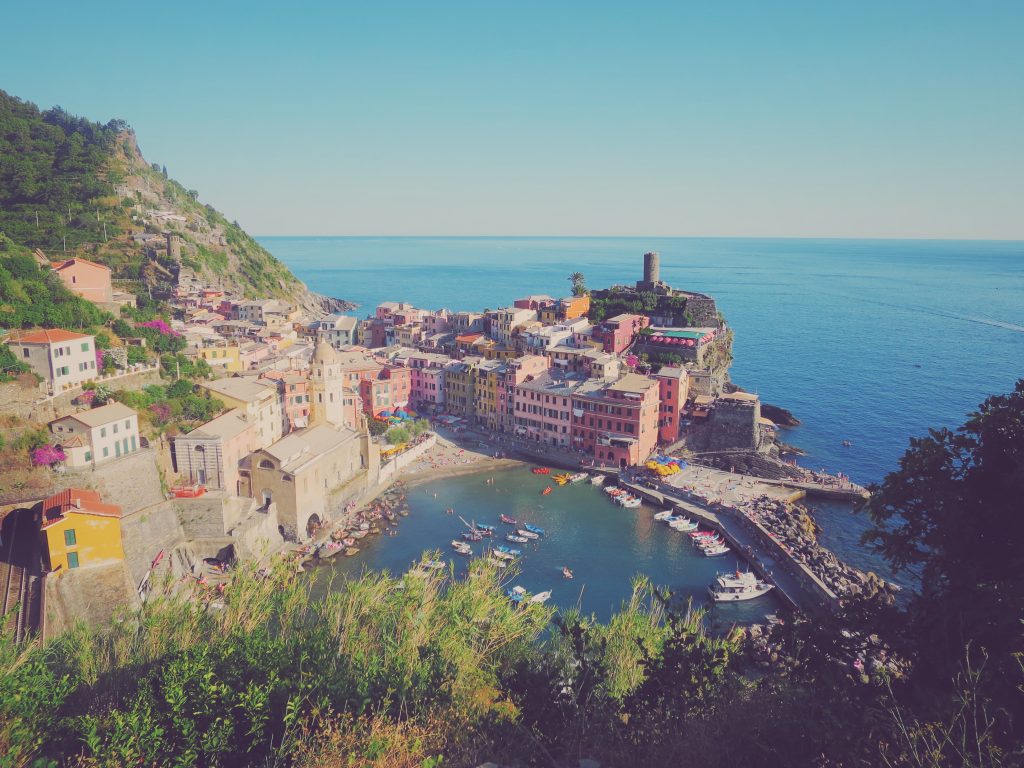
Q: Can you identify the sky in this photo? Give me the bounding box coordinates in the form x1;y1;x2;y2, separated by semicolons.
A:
2;1;1023;238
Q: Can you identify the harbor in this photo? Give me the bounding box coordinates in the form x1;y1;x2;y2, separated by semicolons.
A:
312;463;785;624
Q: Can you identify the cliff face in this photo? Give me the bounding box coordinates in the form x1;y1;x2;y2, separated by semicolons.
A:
105;131;349;314
0;90;349;315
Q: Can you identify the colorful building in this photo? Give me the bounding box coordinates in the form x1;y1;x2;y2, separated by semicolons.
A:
196;341;243;373
359;365;412;417
571;373;660;468
40;488;124;571
512;372;581;447
591;313;650;354
651;366;689;445
172;409;258;493
51;257;113;304
199;377;283;450
262;370;310;431
444;358;479;418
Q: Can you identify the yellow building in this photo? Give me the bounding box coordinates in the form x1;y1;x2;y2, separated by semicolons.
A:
444;358;478;419
473;360;504;430
40;489;124;571
197;343;243;373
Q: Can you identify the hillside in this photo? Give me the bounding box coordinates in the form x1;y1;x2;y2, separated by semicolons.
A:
0;89;348;323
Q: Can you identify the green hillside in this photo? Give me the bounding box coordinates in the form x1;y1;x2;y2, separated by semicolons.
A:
0;89;314;323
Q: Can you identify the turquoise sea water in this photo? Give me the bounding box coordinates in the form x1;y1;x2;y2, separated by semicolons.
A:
317;466;782;625
260;237;1024;581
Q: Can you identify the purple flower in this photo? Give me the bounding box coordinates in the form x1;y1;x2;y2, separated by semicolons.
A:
137;320;181;337
32;445;67;466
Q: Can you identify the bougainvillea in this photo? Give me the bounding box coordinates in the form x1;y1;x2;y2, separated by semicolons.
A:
149;403;172;424
31;445;67;466
137;320;181;337
77;389;96;405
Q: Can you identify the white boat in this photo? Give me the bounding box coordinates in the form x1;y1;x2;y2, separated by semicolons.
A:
670;519;699;532
703;544;730;557
506;534;529;544
616;494;642;508
694;536;724;549
708;571;774;602
516;529;540;540
451;540;472;555
653;510;674;521
529;590;552;604
590;474;606;486
491;550;516;561
488;556;509;569
422;559;446;570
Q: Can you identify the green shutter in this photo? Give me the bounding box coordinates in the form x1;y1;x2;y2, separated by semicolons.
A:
64;529;77;546
67;552;79;568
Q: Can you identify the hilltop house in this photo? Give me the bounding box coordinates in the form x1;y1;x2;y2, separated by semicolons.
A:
6;329;97;394
49;402;141;467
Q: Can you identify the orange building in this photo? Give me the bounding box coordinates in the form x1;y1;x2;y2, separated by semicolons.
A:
52;258;113;304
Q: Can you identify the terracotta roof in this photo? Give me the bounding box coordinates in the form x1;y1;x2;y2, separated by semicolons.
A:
51;257;110;273
41;488;122;529
9;329;91;344
456;333;483;343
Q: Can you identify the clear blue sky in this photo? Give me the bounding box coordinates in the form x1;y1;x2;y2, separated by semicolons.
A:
3;1;1022;238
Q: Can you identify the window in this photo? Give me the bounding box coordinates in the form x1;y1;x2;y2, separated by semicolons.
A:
22;349;29;358
84;451;92;462
100;427;107;437
64;529;77;546
81;343;89;352
103;447;109;458
67;552;80;569
125;420;130;429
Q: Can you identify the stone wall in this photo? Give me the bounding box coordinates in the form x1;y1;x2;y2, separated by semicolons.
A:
708;399;760;453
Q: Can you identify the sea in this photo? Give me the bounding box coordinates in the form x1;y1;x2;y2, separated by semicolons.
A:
259;237;1024;615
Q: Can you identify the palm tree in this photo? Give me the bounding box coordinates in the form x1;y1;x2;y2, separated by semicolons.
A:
568;272;587;297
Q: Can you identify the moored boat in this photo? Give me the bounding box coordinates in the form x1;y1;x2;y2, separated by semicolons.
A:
529;590;552;604
523;524;546;536
506;534;528;544
708;570;774;602
703;544;730;557
590;474;606;486
451;540;472;555
496;544;521;556
569;472;588;483
516;529;539;540
653;510;674;521
422;559;446;570
500;514;518;525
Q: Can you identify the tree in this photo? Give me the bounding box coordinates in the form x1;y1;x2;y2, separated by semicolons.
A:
568;272;587;297
863;378;1024;729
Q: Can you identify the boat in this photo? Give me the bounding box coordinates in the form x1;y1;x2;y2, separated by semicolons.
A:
670;518;699;532
462;531;483;542
693;535;723;548
516;529;539;540
562;567;574;579
653;510;674;521
569;472;588;483
590;474;606;486
616;495;642;508
531;467;550;475
703;544;730;557
523;524;546;536
488;556;509;569
689;530;718;539
476;524;496;533
507;585;527;603
422;559;446;570
506;534;529;544
495;544;521;556
500;514;519;525
708;570;775;602
529;590;552;604
451;541;472;555
492;550;516;561
541;486;553;496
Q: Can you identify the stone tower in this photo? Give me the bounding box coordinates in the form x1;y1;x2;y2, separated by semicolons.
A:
644;251;660;285
165;232;182;261
309;340;346;428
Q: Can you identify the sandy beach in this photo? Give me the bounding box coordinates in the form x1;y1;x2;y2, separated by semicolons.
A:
401;429;524;487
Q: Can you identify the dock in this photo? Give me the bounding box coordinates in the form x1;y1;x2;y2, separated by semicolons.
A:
616;478;839;617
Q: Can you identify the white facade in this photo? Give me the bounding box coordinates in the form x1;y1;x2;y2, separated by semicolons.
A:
49;402;140;467
7;330;97;393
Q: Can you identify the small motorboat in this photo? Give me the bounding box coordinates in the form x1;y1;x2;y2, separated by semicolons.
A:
531;467;550;475
529;590;552;604
422;559;446;570
523;524;545;536
541;486;553;496
462;531;483;542
703;544;730;557
689;530;718;539
476;524;496;533
590;474;606;486
670;518;699;532
496;544;521;557
569;472;588;483
693;535;723;548
500;514;519;525
451;540;472;555
562;567;574;579
492;550;516;562
653;510;674;521
516;529;540;540
506;534;529;544
708;570;774;602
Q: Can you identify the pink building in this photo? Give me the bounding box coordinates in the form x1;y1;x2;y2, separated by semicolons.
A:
359;365;412;416
262;370;310;432
651;366;688;445
591;313;650;354
512;372;581;448
52;258;113;304
406;353;450;409
513;294;556;311
500;355;549;431
571;373;660;468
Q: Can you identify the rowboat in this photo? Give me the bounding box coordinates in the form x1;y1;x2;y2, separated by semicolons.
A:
492;550;516;561
523;524;546;536
500;514;518;525
569;472;588;483
590;474;606;486
451;540;472;555
670;519;699;532
495;544;521;556
541;487;553;496
529;590;552;604
506;534;528;544
422;559;446;570
653;510;674;521
703;544;730;557
516;529;539;540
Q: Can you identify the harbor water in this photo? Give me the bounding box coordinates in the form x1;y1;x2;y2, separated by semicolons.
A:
315;465;783;624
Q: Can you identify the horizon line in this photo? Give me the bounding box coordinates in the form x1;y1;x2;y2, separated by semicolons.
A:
253;233;1024;243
